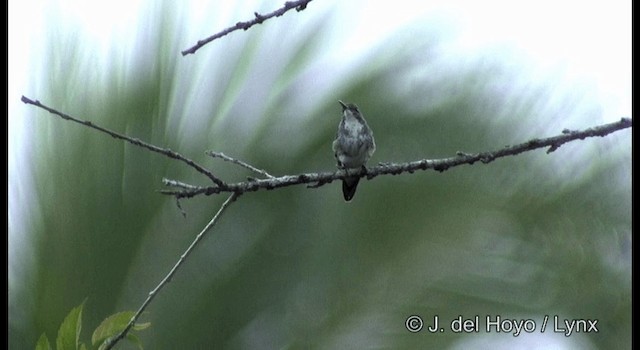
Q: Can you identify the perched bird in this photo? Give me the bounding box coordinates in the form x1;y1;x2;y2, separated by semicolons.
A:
332;100;376;201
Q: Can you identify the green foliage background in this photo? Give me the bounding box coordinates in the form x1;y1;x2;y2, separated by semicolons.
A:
10;1;630;349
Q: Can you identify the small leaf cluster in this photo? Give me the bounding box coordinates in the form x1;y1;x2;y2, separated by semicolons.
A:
35;301;150;350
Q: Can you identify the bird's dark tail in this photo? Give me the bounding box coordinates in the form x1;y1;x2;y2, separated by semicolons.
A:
342;177;360;202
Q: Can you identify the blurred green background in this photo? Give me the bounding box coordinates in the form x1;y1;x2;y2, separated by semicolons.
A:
9;0;631;349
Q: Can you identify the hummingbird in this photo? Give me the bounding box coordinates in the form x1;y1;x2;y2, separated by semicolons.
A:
332;100;376;201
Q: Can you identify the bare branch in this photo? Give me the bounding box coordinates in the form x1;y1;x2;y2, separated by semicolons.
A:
22;95;630;199
206;151;275;179
104;192;240;350
21;96;228;188
162;178;203;190
181;0;313;56
160;118;632;199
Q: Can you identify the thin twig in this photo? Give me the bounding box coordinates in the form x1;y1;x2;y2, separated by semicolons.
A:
162;178;204;190
160;118;632;198
21;96;228;188
181;0;313;56
206;151;275;179
104;192;240;350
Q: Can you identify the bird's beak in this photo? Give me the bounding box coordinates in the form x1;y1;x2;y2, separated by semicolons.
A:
338;100;347;110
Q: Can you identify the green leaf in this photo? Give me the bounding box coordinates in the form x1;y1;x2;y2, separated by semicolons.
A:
96;333;143;350
126;333;144;350
91;311;136;346
96;338;114;350
35;333;52;350
131;322;151;331
55;300;85;350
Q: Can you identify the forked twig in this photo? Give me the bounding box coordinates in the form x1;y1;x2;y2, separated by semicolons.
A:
206;151;275;179
181;0;313;55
